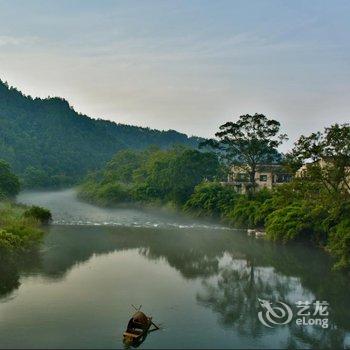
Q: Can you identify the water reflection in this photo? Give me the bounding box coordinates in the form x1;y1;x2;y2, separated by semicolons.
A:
0;248;41;298
196;256;348;349
1;224;350;348
0;254;21;297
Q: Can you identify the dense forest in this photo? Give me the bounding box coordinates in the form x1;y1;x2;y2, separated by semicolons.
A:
0;80;202;188
78;115;350;271
78;146;222;207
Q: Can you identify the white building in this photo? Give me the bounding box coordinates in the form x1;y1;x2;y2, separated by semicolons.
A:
226;164;292;194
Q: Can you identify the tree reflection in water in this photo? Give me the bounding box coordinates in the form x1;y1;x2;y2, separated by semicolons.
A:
196;255;296;336
196;252;348;349
1;225;350;348
0;248;41;299
0;255;20;297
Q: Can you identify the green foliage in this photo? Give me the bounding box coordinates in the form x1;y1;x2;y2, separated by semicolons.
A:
225;189;272;228
328;219;350;270
182;171;350;271
265;202;313;242
252;198;276;228
0;230;23;251
3;222;43;243
0;160;20;197
134;148;220;204
0;80;202;189
201;114;286;190
0;202;45;252
104;150;144;184
184;182;238;218
78;147;221;206
288;123;350;196
97;183;130;206
23;206;52;224
227;197;262;228
253;183;344;244
77;119;350;271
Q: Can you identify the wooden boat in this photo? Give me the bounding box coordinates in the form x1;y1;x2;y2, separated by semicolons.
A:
123;310;158;346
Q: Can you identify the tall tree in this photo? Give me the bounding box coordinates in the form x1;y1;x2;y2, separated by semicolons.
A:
291;123;350;195
0;160;20;198
136;148;220;204
202;114;287;191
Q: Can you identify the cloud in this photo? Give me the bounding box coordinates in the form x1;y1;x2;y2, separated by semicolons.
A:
0;35;39;47
0;1;348;151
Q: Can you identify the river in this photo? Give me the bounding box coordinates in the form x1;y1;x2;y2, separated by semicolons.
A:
0;189;349;349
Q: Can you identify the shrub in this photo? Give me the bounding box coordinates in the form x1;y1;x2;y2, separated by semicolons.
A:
265;202;313;242
183;182;238;218
95;182;131;206
131;183;161;203
224;189;273;228
227;197;262;228
78;180;132;206
253;198;278;227
78;147;221;206
327;219;350;270
0;160;20;198
0;230;23;251
0;203;45;252
3;222;43;243
23;206;52;224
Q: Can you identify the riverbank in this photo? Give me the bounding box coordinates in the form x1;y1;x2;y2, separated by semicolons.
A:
0;201;51;252
2;189;350;349
78;177;350;271
184;181;350;271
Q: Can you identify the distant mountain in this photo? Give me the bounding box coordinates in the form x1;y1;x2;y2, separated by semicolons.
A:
0;80;202;188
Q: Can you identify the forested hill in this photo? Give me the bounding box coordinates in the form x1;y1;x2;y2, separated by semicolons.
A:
0;80;202;188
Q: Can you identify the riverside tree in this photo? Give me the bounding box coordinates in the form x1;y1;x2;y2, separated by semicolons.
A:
0;160;20;198
201;113;287;192
291;123;350;196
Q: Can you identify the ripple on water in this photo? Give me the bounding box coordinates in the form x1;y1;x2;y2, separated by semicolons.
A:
17;189;232;231
52;219;230;230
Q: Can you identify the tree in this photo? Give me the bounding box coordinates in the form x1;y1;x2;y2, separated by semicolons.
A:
135;148;220;204
104;149;143;184
290;123;350;196
0;160;20;198
201;114;287;191
183;182;239;218
0;80;202;189
78;147;221;206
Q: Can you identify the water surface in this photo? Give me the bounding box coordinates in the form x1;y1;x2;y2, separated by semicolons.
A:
0;190;349;349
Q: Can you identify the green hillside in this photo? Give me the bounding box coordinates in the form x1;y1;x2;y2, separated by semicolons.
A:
0;81;201;188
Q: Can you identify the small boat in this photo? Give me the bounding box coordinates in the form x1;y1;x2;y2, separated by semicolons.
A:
123;310;159;347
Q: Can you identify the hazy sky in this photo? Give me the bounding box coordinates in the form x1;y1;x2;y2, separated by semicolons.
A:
0;0;349;150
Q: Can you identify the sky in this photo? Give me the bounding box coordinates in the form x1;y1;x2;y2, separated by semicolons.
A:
0;0;349;150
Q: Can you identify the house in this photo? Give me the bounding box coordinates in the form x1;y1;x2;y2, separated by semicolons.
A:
225;164;292;194
295;159;328;177
295;159;350;193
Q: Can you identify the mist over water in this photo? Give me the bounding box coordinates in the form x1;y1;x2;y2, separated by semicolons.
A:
0;190;349;349
17;189;227;230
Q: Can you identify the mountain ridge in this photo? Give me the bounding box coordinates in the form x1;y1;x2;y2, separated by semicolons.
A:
0;80;203;188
